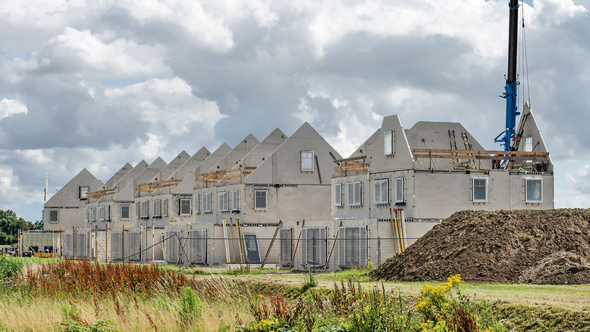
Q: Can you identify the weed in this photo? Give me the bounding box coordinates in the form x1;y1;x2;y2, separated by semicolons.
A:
0;256;24;280
299;269;317;294
179;287;204;325
55;305;116;332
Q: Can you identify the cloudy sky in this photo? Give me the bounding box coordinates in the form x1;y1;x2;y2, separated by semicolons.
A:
0;0;589;221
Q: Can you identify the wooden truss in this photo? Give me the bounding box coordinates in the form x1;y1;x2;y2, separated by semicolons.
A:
135;179;183;192
196;167;257;182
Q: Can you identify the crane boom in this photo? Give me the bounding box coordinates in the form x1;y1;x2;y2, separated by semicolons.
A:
495;0;520;151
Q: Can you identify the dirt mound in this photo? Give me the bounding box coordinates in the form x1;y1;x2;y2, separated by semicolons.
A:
369;209;590;283
517;251;590;285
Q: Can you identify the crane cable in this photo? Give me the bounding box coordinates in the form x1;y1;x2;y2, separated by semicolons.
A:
519;0;531;107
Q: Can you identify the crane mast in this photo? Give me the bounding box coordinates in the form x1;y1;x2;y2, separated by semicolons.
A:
495;0;520;151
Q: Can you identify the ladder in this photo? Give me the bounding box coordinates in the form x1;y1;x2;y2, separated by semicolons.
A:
448;130;459;167
461;132;476;169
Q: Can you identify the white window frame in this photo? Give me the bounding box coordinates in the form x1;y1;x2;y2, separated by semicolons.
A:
194;195;201;214
121;204;130;220
374;179;389;205
85;207;89;222
525;178;543;203
348;181;362;206
232;189;240;211
163;199;169;217
180;198;192;216
395;177;404;204
524;136;533;152
384;130;395;156
141;201;149;218
136;203;140;218
79;186;90;199
219;191;229;212
472;177;488;203
255;190;268;210
154;199;161;217
301;150;314;171
203;192;212;213
334;183;343;207
91;207;96;222
99;206;105;221
107;205;111;221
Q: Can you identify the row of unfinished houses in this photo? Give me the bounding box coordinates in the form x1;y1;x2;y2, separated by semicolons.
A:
40;108;553;270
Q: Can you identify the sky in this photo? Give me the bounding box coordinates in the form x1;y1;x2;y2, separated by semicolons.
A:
0;0;589;221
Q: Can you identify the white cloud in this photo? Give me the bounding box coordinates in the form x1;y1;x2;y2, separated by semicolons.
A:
0;165;43;207
46;27;170;77
565;163;590;194
0;99;28;120
555;195;590;208
104;77;226;134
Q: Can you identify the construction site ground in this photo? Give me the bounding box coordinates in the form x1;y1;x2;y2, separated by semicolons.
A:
370;209;590;285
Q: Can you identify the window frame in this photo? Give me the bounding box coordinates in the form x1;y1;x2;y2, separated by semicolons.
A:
163;199;169;217
301;150;315;171
106;205;111;221
49;210;58;223
203;192;213;213
79;186;90;200
121;204;130;220
99;206;105;221
472;177;488;203
180;198;192;216
141;201;149;219
194;194;201;214
255;190;268;210
525;178;543;203
347;181;363;206
395;177;405;204
384;130;395;156
334;183;343;207
232;189;240;212
374;179;389;205
153;199;161;217
219;191;229;212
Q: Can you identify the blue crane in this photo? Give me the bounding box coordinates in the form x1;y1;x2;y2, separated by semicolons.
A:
495;0;520;151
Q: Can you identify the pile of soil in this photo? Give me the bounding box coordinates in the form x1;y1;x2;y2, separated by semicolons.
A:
517;251;590;285
369;209;590;283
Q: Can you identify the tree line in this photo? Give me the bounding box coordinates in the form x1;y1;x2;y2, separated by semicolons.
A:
0;210;42;245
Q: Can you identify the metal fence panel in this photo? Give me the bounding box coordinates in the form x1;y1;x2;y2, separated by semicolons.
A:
128;232;141;261
63;233;74;258
187;229;207;264
76;233;87;258
165;230;182;264
111;231;123;260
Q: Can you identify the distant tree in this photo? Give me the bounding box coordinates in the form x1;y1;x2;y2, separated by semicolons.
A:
32;220;43;230
0;210;34;245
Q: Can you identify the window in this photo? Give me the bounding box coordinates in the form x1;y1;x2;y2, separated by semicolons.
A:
219;191;229;212
255;190;267;210
203;192;212;212
374;179;389;204
301;150;314;171
338;226;368;268
164;199;169;216
194;195;200;214
384;130;395;155
79;186;89;199
302;227;327;267
141;201;148;219
347;182;362;206
49;210;58;223
136;203;140;218
334;183;343;207
107;205;111;221
154;199;161;217
395;177;404;203
121;204;130;220
99;206;105;221
180;198;191;215
526;179;542;203
85;208;89;222
524;136;533;152
91;207;96;222
472;178;487;202
232;189;240;211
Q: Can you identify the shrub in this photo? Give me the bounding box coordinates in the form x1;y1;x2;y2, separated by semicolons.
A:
0;256;24;280
55;305;116;332
179;287;204;326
